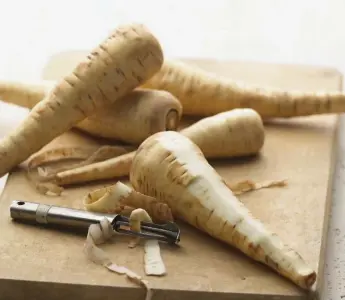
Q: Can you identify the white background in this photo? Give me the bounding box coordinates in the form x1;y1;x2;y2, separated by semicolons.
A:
0;0;343;298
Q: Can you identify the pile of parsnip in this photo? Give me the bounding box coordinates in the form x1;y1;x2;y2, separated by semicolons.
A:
2;22;344;292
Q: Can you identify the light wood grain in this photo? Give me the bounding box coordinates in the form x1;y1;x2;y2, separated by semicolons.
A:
0;51;341;300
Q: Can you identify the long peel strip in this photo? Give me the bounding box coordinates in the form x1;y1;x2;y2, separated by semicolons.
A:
84;217;152;300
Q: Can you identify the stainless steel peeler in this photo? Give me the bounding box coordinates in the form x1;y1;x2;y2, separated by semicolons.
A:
9;200;180;244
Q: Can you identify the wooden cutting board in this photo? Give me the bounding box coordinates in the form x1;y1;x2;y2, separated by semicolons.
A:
0;50;341;300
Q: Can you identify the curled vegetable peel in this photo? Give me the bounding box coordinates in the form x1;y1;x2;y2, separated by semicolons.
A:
84;217;152;300
128;208;166;276
25;146;134;195
84;193;166;276
83;181;173;223
39;145;134;176
227;179;287;195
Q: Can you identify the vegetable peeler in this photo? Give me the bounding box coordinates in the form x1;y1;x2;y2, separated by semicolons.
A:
9;200;180;245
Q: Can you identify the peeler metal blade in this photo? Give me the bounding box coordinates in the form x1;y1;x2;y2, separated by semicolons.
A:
9;200;180;245
112;214;180;244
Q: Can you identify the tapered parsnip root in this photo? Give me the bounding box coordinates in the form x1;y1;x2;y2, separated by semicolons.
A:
83;181;173;223
141;59;345;118
0;23;163;178
0;80;182;144
54;108;265;185
129;131;316;290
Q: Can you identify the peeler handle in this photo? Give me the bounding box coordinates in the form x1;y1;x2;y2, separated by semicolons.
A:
10;200;116;229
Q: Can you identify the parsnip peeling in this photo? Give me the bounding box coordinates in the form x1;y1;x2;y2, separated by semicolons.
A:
84;217;152;300
25;160;64;196
84;188;167;276
128;208;153;248
228;179;288;195
25;145;134;195
128;208;166;276
28;146;100;169
129;131;316;290
144;239;167;276
41;145;134;176
83;181;173;223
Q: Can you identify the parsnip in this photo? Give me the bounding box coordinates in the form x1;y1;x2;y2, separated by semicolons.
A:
0;80;54;108
129;131;316;290
0;80;182;145
141;59;345;118
0;23;163;178
53;108;265;185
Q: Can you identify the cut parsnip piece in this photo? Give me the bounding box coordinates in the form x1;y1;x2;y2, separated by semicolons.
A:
129;131;316;290
228;179;288;196
54;108;265;186
83;181;173;223
128;208;166;276
84;218;151;300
